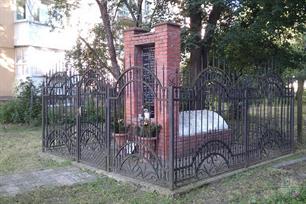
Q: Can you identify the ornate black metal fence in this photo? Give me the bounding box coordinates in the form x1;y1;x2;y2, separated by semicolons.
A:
42;66;294;189
169;68;294;187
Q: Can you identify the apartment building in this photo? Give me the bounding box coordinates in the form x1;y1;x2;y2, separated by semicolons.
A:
0;0;157;99
0;0;74;99
0;0;15;100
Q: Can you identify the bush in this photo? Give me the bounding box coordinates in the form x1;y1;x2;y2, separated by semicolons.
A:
82;101;105;123
0;78;42;126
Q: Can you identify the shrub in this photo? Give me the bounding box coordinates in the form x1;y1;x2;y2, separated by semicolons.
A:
47;100;105;126
82;101;105;123
0;78;42;126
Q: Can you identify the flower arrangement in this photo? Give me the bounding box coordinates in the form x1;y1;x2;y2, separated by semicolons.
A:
136;119;161;138
113;119;128;133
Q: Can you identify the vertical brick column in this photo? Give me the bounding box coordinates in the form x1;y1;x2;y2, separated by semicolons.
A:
123;23;181;159
123;28;150;124
154;23;180;159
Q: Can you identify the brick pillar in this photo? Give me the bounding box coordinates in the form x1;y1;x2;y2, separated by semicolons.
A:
123;23;181;159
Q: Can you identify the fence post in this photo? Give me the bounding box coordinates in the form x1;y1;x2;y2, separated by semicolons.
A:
290;87;295;152
30;82;34;121
243;88;249;167
42;81;46;152
106;86;111;171
168;86;174;190
76;86;81;162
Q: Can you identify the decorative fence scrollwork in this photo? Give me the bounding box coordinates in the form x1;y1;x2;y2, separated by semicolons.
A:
43;66;294;189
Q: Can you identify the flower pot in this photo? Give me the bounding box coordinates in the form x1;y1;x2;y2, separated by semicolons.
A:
113;133;128;149
135;136;157;159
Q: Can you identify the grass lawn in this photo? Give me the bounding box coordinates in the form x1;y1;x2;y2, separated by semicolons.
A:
0;125;306;203
0;125;71;175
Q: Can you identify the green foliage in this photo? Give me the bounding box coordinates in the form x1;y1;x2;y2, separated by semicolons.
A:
0;78;42;126
47;100;104;126
52;0;172;77
53;0;306;79
47;108;75;125
113;119;128;133
181;26;201;54
65;24;109;73
135;121;161;138
212;0;306;75
178;0;306;77
82;100;105;123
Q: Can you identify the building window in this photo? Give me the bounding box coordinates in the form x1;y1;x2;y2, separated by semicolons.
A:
29;1;50;24
15;48;28;78
16;0;26;20
33;6;40;22
39;2;50;24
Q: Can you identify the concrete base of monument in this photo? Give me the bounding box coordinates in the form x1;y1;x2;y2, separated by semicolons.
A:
39;152;294;197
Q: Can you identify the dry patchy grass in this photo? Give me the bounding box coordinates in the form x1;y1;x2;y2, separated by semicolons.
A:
0;125;70;175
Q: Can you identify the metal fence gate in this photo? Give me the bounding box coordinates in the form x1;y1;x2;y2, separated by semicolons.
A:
42;66;294;189
42;69;109;169
76;69;108;168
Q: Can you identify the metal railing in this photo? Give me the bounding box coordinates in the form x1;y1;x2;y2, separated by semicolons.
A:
42;66;294;189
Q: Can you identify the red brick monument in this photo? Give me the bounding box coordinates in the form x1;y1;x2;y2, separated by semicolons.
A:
123;22;180;158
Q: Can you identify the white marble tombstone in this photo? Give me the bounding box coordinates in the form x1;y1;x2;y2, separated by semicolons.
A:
178;110;229;137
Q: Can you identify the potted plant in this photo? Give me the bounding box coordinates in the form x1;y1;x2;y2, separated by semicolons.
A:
113;119;129;148
134;120;161;158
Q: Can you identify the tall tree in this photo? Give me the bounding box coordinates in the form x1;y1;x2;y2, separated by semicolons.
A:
178;0;237;76
52;0;171;79
53;0;306;79
177;0;306;76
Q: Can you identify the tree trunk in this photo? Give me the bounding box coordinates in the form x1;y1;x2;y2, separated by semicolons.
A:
136;0;143;27
96;0;121;79
189;8;203;78
297;79;304;144
201;4;224;70
189;4;224;78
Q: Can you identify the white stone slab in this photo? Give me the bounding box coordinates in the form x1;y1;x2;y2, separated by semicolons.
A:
178;110;229;137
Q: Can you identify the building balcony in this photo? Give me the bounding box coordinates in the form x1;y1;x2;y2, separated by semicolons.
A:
14;20;73;50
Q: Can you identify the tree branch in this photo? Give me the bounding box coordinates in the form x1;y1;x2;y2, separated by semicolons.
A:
136;0;143;27
148;0;166;28
79;36;117;79
112;0;124;24
95;0;121;78
202;4;224;46
122;0;138;24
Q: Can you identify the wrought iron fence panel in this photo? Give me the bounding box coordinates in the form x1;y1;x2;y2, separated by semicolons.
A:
170;69;294;187
43;71;78;159
108;66;169;186
42;66;294;189
76;69;108;169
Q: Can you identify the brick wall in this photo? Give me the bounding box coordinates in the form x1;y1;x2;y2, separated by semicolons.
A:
123;23;181;159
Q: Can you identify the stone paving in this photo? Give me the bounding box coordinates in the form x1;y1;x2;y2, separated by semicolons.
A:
272;156;306;169
0;167;97;196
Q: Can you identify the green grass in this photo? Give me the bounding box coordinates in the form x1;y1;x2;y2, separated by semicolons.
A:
0;177;173;204
1;154;306;203
0;125;306;203
265;185;306;204
0;125;71;175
